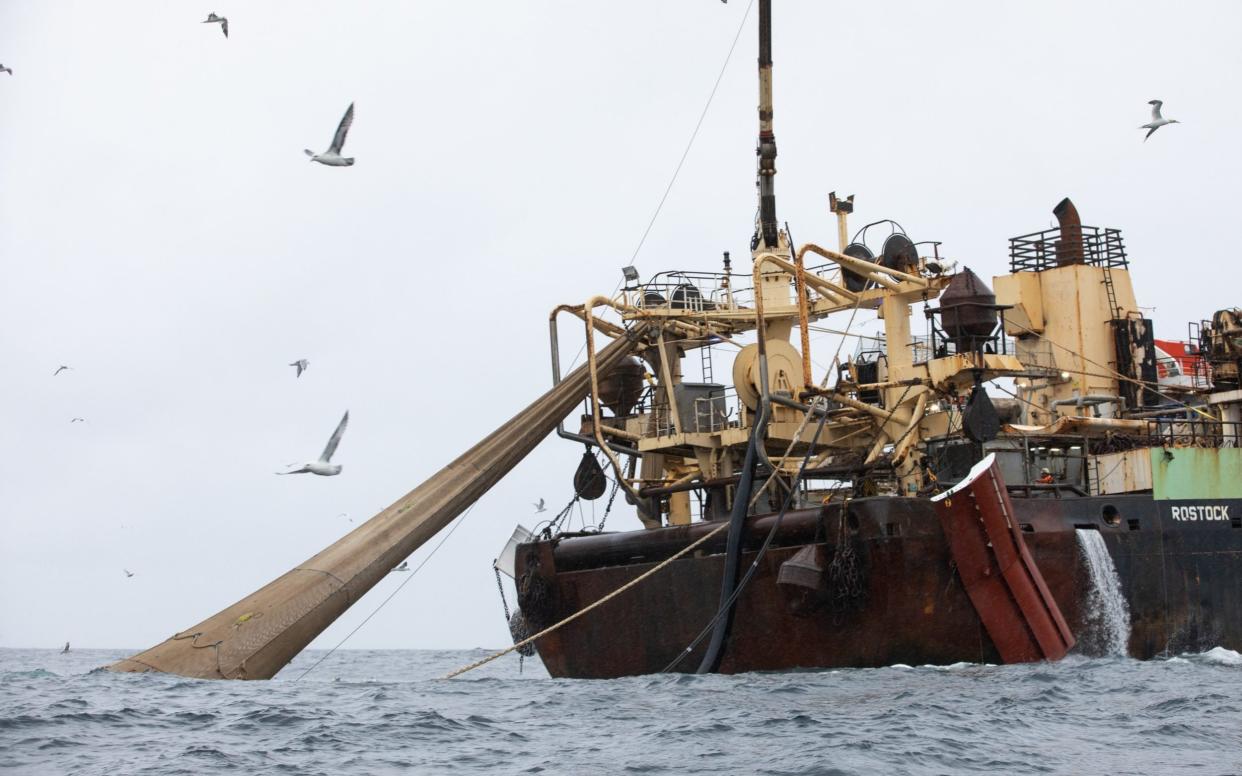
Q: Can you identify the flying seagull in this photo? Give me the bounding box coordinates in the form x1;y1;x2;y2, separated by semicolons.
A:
202;13;228;38
337;512;353;523
53;365;71;376
277;411;349;476
1141;99;1179;141
533;498;546;513
392;561;409;573
70;417;85;423
305;103;355;167
123;568;134;578
0;65;11;76
62;642;70;654
290;359;309;377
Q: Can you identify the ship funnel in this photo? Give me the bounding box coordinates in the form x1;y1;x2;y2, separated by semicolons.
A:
1052;197;1085;266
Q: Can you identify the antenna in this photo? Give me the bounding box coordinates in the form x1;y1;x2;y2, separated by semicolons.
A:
829;191;855;252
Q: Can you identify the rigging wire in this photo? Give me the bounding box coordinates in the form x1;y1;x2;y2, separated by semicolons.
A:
293;503;478;682
1005;319;1218;422
625;0;756;266
561;4;758;373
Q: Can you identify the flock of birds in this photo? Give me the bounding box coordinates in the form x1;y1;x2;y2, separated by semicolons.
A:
205;12;361;164
51;357;352;590
0;14;1181;152
52;348;542;596
53;360;340;475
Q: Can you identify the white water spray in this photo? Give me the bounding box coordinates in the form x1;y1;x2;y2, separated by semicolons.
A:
1075;529;1132;656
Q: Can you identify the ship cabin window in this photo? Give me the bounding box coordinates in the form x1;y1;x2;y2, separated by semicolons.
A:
1102;505;1121;526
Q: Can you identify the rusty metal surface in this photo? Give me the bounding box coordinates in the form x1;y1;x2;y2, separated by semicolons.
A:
516;492;1242;678
1052;197;1084;266
938;268;997;352
931;456;1074;663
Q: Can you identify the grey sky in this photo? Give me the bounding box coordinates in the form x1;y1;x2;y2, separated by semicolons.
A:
2;1;1239;653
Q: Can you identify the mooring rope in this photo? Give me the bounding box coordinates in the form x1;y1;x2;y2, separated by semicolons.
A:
441;519;731;680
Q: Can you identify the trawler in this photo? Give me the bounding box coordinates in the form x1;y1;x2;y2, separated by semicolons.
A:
106;1;1242;681
509;185;1242;676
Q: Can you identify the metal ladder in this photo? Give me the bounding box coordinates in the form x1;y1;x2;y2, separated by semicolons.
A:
1101;264;1121;320
700;343;714;383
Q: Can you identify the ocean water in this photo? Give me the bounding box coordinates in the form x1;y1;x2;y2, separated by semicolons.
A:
2;647;1241;775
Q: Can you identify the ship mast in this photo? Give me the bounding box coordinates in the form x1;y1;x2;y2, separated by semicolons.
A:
755;0;778;249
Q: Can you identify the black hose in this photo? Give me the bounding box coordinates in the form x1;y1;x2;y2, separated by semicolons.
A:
665;398;830;675
695;402;766;674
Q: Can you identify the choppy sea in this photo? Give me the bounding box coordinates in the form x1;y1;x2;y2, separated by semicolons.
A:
2;647;1240;775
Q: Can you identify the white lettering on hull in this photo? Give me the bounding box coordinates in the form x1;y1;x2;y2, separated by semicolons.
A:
1170;505;1232;522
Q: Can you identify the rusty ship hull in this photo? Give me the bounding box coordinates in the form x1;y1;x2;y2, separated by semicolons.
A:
516;493;1242;678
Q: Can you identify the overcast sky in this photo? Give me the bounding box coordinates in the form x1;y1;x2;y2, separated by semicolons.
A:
3;1;1240;655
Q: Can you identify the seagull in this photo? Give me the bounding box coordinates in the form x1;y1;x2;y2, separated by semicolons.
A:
290;359;309;378
70;417;85;423
1140;99;1180;141
0;65;11;76
533;498;546;513
277;411;349;476
305;103;355;167
53;365;71;376
337;512;353;523
392;561;409;573
202;13;228;38
123;568;134;578
61;642;70;654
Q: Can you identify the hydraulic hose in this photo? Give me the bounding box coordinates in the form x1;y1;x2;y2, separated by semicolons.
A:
695;400;768;673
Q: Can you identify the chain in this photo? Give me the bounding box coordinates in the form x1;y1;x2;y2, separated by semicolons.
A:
827;499;864;622
597;478;620;532
493;564;512;622
540;495;579;539
497;561;534;669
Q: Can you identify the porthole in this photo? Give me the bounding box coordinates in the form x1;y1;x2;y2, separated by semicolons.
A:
1102;505;1121;526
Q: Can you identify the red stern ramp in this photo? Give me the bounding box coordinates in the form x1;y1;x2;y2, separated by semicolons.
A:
931;454;1075;663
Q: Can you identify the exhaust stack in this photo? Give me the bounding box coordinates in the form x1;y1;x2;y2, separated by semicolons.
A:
1052;197;1084;266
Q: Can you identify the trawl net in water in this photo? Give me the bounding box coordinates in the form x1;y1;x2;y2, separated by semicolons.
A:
1076;529;1132;656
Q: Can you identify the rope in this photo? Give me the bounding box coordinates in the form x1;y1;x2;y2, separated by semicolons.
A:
441;519;731;680
293;503;477;682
